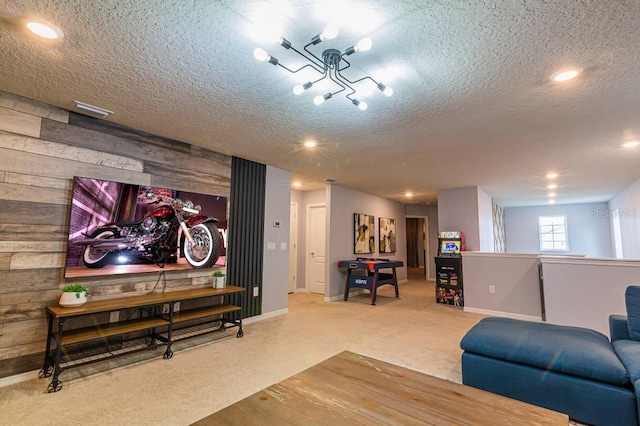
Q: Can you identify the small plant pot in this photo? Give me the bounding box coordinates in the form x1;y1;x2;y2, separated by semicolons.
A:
59;291;87;307
213;276;226;289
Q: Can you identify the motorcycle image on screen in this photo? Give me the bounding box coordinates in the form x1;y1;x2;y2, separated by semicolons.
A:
78;192;221;269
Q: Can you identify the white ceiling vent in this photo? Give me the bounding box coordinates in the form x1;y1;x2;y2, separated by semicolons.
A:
73;101;113;119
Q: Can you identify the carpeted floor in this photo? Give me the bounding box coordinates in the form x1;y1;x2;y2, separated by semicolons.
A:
1;270;488;425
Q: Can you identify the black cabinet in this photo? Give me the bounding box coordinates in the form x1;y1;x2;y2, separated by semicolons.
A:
435;256;463;306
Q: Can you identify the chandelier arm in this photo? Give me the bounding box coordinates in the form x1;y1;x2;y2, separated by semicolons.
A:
303;42;327;67
338;55;352;72
333;72;357;98
339;74;379;86
327;68;347;96
277;62;324;75
288;45;325;71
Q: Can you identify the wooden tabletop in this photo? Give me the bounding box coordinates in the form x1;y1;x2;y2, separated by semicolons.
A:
47;286;245;318
193;350;568;426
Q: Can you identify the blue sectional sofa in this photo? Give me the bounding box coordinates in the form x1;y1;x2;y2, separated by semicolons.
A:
460;286;640;426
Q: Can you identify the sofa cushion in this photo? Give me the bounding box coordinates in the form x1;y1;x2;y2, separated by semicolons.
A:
626;286;640;341
614;340;640;382
460;317;630;386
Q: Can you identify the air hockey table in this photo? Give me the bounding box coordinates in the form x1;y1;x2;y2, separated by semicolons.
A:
337;258;404;305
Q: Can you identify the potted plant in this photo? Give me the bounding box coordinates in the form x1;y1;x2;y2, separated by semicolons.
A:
212;270;226;289
59;283;88;307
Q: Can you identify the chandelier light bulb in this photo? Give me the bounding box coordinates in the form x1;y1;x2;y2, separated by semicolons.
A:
253;47;269;61
322;23;339;40
356;37;372;52
293;85;304;95
378;83;393;97
314;95;325;105
352;99;368;110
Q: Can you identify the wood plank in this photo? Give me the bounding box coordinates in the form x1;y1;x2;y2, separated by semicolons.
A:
0;224;67;241
0;289;61;306
0;253;10;269
0;301;48;323
200;351;568;426
170;305;240;323
150;175;230;198
0;201;68;226
0;352;42;378
0;341;45;361
0;182;69;205
0;130;144;172
58;316;169;345
0;241;65;253
41;119;231;178
0;318;48;348
144;161;231;189
0;90;69;123
0;147;151;185
0;107;41;138
41;118;187;166
9;252;65;270
69;112;193;154
0;268;62;295
4;172;69;191
47;286;244;318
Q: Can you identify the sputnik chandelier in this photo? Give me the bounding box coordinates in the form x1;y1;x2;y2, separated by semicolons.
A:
253;24;393;111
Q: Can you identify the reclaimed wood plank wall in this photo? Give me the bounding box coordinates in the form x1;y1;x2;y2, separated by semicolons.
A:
0;91;231;378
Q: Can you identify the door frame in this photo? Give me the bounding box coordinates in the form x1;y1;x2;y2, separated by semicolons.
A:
288;202;298;293
406;215;431;280
305;203;326;294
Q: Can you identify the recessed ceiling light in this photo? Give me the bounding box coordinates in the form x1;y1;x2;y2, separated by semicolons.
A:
303;140;317;148
292;182;301;188
26;18;64;40
622;141;640;148
548;192;557;198
546;172;558;179
547;184;558;189
548;199;556;204
405;192;413;197
550;68;582;82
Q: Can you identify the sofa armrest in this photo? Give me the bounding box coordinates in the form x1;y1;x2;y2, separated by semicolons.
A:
610;314;630;341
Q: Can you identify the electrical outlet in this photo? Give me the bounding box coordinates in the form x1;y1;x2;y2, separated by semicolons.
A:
253;286;259;297
174;302;180;312
109;311;120;323
489;285;496;294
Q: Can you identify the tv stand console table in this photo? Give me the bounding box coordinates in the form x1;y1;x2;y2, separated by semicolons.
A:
39;286;244;393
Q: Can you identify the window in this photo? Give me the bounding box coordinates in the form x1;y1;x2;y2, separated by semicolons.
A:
539;216;568;251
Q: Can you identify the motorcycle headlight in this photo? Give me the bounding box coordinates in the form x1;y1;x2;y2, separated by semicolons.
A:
183;199;194;209
194;205;201;213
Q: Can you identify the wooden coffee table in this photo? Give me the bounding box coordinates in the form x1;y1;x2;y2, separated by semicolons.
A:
192;351;568;425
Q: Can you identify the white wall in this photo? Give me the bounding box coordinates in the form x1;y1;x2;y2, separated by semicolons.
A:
327;185;407;300
505;202;614;258
609;176;640;259
541;257;640;336
462;252;541;320
478;188;495;252
438;186;481;250
262;166;291;314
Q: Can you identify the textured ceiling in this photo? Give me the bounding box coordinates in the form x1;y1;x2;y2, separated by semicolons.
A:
1;0;639;207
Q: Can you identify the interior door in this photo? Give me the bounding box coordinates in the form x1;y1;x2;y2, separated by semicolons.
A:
306;204;326;294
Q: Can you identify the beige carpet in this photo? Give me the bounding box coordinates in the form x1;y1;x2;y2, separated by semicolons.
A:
1;270;486;425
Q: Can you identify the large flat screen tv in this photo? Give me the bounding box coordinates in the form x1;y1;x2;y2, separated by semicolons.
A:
65;176;227;279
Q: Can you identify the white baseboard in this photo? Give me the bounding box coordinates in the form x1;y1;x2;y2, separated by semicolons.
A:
243;308;288;325
0;370;39;388
463;307;542;322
